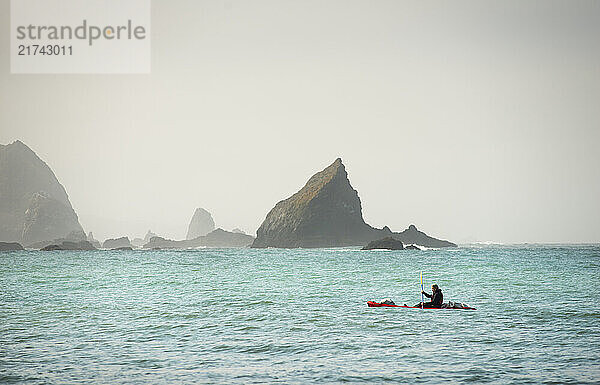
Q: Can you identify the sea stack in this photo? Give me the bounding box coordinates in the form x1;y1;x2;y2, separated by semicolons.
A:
0;140;84;245
102;236;132;249
252;158;370;248
186;208;215;240
87;232;102;249
252;158;456;248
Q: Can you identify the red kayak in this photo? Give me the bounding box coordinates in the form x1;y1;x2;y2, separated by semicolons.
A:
367;301;476;310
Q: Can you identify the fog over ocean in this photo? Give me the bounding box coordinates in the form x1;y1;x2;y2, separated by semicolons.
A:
1;0;599;243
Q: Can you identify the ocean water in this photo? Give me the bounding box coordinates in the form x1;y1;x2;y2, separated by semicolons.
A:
1;245;599;384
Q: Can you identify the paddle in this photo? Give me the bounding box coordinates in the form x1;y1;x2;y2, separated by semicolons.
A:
420;271;424;310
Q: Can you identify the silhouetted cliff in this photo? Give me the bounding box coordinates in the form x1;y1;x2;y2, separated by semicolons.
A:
0;141;84;245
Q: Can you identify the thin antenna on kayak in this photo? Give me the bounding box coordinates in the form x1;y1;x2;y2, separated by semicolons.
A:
420;271;424;310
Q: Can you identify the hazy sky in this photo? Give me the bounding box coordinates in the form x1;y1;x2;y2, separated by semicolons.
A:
1;0;599;243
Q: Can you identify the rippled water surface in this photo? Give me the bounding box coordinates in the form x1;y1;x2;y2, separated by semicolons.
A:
1;246;599;384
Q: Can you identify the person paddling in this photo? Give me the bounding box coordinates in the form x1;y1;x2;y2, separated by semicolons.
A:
417;284;443;308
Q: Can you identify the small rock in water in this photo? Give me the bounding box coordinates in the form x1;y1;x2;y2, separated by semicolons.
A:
0;242;24;251
41;241;96;251
362;237;404;250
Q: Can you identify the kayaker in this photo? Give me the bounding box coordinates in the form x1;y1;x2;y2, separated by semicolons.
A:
418;284;443;308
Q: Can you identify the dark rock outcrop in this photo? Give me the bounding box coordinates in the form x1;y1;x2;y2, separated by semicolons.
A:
394;225;453;248
252;158;367;248
28;230;87;250
362;237;404;250
405;244;422;250
201;228;254;247
112;246;133;251
0;242;24;251
0;140;84;245
186;208;215;240
41;240;96;251
87;232;101;249
102;236;132;249
144;228;254;249
143;236;172;249
252;158;456;248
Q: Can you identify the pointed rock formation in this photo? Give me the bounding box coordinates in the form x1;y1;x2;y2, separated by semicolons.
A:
252;158;456;248
87;232;101;249
186;208;215;240
252;158;368;248
0;140;84;245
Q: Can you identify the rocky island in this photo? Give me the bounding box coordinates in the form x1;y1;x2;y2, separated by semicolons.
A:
144;228;254;249
41;240;96;251
186;208;216;239
252;158;456;248
86;232;102;249
0;141;85;246
102;237;132;249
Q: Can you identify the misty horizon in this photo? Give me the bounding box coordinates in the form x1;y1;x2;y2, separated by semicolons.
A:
2;2;600;383
1;138;598;245
1;0;599;244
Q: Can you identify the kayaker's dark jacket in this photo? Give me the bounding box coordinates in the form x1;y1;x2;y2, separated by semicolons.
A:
424;289;443;308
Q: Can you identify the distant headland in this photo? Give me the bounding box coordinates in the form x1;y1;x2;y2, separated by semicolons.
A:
0;140;84;246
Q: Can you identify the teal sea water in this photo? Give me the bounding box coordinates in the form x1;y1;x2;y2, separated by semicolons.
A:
1;245;599;384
